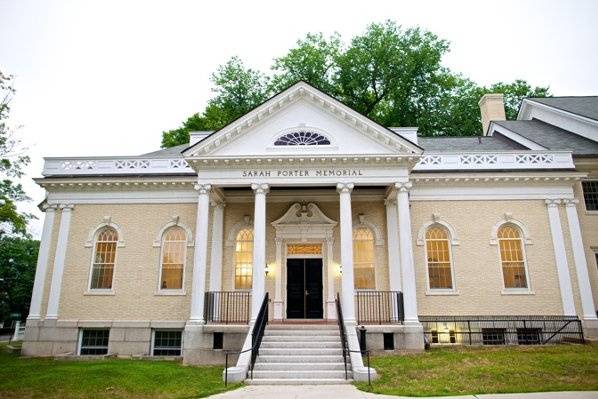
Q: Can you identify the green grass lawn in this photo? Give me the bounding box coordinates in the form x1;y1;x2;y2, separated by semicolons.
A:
0;345;239;399
356;343;598;397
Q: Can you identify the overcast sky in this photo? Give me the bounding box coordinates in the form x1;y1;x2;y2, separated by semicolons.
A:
1;0;597;238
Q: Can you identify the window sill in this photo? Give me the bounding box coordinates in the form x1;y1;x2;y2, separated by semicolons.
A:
84;290;115;296
155;290;187;296
501;289;535;295
426;290;459;296
585;211;598;216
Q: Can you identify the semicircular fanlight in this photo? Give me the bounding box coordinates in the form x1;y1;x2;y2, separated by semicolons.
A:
274;131;331;146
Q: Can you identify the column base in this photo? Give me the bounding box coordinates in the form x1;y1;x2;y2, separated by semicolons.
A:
582;318;598;339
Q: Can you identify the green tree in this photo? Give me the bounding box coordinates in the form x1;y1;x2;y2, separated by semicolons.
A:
0;71;33;236
0;237;39;321
162;21;549;147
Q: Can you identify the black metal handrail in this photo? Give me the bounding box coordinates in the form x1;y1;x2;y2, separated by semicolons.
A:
355;290;404;325
336;293;372;386
205;291;251;324
223;292;269;386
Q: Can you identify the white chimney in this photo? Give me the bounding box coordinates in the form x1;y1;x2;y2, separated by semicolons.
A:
478;94;506;135
189;131;213;145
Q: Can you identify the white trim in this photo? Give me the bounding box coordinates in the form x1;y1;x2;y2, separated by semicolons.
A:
152;217;194;247
416;216;460;246
353;214;384;246
225;216;253;247
85;218;125;248
420;223;458;294
490;215;532;245
46;205;74;319
487;123;547;150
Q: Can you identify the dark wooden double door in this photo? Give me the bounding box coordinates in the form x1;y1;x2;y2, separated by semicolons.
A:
286;258;323;319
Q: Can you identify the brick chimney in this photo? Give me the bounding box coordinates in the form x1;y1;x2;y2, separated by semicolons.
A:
478;93;506;135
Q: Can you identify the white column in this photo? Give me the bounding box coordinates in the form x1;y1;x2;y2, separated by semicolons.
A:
208;200;225;292
27;205;57;320
337;183;356;323
189;184;211;324
251;183;269;320
545;199;576;316
385;198;402;292
326;236;336;319
564;199;597;320
273;238;283;319
46;204;74;319
395;181;419;324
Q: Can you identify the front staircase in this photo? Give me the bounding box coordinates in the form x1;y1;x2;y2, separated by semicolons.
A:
247;323;351;385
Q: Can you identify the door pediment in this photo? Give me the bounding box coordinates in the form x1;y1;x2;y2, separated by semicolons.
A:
272;202;336;240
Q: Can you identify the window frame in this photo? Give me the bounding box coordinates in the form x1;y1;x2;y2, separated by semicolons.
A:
151;329;183;357
157;226;188;294
423;225;457;294
353;227;377;290
87;226;119;294
78;328;110;356
233;228;254;290
581;179;598;213
496;223;532;294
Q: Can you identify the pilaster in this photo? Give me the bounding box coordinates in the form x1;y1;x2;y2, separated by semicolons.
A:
189;184;211;324
46;204;74;319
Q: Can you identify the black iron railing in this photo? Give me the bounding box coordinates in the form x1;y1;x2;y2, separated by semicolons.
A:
420;315;584;346
224;292;269;386
205;291;251;324
355;290;404;325
336;293;372;386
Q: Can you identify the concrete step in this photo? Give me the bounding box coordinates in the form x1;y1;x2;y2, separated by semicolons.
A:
258;348;343;356
251;370;348;379
266;324;337;330
261;341;342;349
262;335;340;342
264;329;339;336
246;378;352;385
256;355;346;363
254;362;347;371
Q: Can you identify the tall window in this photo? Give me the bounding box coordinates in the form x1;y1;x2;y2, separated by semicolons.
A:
353;227;375;289
497;225;528;289
234;229;253;289
160;226;186;290
90;227;118;289
425;226;453;290
582;181;598;211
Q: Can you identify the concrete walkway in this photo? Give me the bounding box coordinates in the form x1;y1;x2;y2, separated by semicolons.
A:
208;385;598;399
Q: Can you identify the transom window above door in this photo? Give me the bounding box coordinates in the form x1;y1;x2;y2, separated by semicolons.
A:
287;243;322;256
274;131;331;146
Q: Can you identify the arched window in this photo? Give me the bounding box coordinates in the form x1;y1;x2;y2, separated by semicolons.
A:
159;226;187;290
497;224;528;289
353;227;375;289
90;227;118;290
425;226;453;290
274;131;331;146
234;229;253;289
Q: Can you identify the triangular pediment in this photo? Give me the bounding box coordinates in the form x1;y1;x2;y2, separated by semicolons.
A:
182;82;422;159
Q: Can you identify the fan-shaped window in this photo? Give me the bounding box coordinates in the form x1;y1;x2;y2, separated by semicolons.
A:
235;229;253;289
159;226;187;290
90;227;118;290
274;131;331;146
425;226;453;290
498;225;528;289
353;227;375;289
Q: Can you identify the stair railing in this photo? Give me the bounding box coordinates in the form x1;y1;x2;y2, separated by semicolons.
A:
223;292;269;386
336;292;372;386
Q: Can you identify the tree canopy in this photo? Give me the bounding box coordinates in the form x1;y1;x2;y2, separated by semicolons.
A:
161;21;549;148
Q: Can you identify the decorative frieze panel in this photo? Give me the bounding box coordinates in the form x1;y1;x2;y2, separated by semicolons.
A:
414;151;573;171
43;158;194;176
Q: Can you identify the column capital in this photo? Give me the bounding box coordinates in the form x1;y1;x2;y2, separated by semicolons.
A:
194;183;212;195
545;198;561;208
336;182;354;194
42;203;59;212
394;181;412;192
59;204;74;211
251;183;270;194
562;199;579;208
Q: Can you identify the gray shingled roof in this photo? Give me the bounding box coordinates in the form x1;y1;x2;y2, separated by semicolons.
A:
418;135;526;151
527;97;598;121
140;144;187;157
495;119;598;156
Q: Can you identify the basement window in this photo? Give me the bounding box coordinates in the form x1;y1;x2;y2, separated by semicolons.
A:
383;333;394;350
153;330;182;356
79;329;110;355
517;328;542;345
431;330;439;343
213;332;224;350
482;328;506;345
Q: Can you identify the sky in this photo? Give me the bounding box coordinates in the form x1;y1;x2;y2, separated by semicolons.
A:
1;0;598;238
